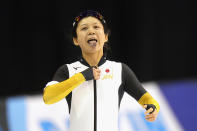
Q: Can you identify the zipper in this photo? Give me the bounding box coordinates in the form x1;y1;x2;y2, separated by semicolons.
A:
93;79;97;131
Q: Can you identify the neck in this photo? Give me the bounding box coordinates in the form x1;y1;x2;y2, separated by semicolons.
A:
82;51;103;66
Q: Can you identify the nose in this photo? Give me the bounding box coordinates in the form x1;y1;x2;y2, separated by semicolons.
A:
88;28;95;35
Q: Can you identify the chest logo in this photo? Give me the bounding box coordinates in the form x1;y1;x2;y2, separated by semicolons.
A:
73;67;81;70
102;68;113;80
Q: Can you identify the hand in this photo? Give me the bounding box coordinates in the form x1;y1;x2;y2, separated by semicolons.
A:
143;105;158;122
93;67;101;80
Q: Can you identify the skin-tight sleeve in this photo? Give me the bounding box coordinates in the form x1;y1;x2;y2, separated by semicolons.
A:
43;67;93;105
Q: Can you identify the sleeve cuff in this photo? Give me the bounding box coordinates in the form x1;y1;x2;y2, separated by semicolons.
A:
81;67;94;81
138;92;160;112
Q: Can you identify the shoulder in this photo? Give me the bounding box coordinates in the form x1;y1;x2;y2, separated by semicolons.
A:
66;60;83;68
121;63;132;71
56;59;79;71
56;60;81;74
56;64;68;71
51;64;68;79
53;60;79;81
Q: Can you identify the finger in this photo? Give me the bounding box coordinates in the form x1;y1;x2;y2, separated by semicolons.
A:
94;70;100;75
93;68;100;73
96;70;101;74
144;104;156;114
93;68;97;71
145;113;157;121
95;68;101;72
95;73;100;80
95;77;99;80
145;111;158;120
145;108;154;115
92;66;98;69
93;68;98;72
93;70;98;79
143;104;147;109
95;75;100;80
96;73;100;77
145;117;156;122
97;69;101;73
145;113;155;119
93;68;97;73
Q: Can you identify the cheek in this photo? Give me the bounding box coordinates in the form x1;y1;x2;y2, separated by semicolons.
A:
76;29;86;41
77;33;86;43
99;32;107;42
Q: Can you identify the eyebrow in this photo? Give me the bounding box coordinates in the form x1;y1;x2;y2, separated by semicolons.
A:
79;22;99;27
80;24;87;27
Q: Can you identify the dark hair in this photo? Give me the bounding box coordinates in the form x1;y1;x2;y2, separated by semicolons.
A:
72;10;111;56
72;10;110;38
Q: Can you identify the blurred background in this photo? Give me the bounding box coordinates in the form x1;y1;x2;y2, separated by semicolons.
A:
0;0;197;131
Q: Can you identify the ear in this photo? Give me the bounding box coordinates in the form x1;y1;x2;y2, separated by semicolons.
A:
73;37;79;46
104;34;108;43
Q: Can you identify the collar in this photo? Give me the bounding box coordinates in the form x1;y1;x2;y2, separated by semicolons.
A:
79;55;107;67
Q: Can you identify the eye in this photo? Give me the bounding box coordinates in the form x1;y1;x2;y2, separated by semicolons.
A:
81;27;88;30
94;25;100;29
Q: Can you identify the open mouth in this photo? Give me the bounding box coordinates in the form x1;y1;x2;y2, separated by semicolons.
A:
87;38;98;47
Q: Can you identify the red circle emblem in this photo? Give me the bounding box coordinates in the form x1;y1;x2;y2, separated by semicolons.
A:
105;69;110;73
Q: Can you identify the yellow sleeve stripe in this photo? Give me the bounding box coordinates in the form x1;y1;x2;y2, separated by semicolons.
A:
43;73;86;105
138;92;160;112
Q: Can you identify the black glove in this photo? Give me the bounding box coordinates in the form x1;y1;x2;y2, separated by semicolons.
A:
145;104;156;114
